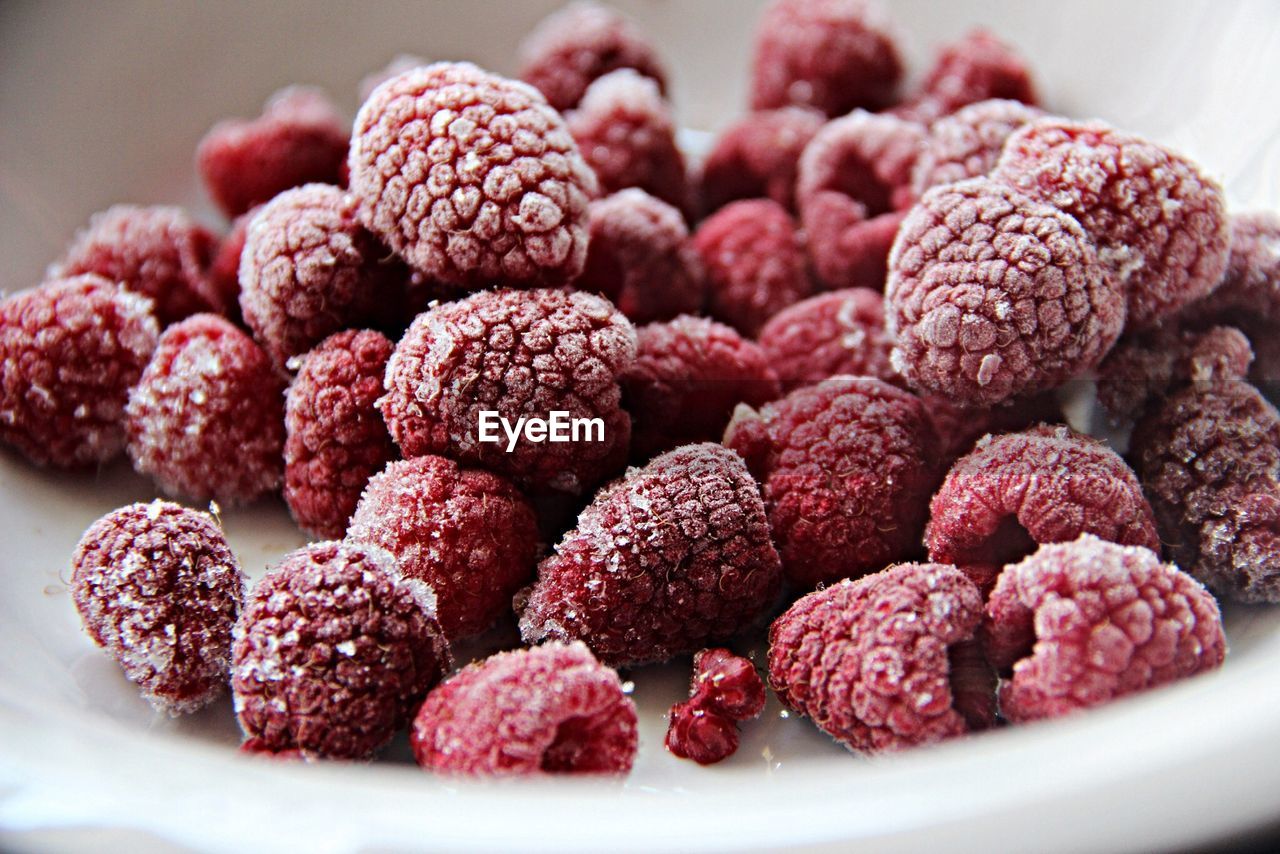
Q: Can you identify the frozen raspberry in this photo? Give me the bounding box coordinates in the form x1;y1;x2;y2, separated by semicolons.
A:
927;425;1159;596
665;648;766;765
126;313;285;505
895;29;1038;125
621;316;779;460
207;208;256;326
750;0;903;116
359;54;429;103
692;199;812;337
71;500;244;715
233;540;449;759
724;376;937;589
567;70;688;214
797;110;926;290
519;2;667;112
699;107;826;215
238;184;404;368
411;641;637;776
53;205;222;325
769;563;992;753
1133;379;1280;603
920;392;1063;462
347;455;539;639
380;288;635;495
985;535;1226;723
0;275;158;468
283;329;396;539
197;86;348;219
757;288;895;391
1195;212;1280;324
909;99;1044;199
519;443;782;666
349;62;596;290
577;189;703;325
885;178;1124;407
665;703;739;766
992;119;1230;328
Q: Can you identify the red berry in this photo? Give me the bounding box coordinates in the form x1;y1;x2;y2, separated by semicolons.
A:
919;392;1063;463
665;702;740;765
897;29;1038;125
208;207;256;326
909;99;1044;199
688;647;766;720
757;289;895;392
1195;212;1280;324
699;107;826;215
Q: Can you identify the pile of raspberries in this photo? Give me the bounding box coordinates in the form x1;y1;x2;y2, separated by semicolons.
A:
7;0;1274;774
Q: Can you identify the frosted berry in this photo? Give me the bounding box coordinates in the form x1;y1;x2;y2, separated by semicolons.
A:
756;288;895;391
896;29;1037;125
665;648;766;765
1195;212;1280;324
909;99;1044;199
699;107;826;215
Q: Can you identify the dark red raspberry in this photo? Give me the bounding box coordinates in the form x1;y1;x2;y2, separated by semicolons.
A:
692;199;813;337
984;535;1226;723
349;62;596;290
410;641;637;776
769;563;993;753
992;119;1230;328
750;0;903;116
379;288;635;495
577;189;703;324
895;29;1038;125
208;207;256;326
665;648;766;765
1195;212;1280;324
518;2;667;112
0;275;158;468
359;54;428;103
126;313;285;505
698;107;826;215
620;316;780;460
283;329;396;539
723;376;937;589
926;425;1160;596
518;443;782;666
665;704;739;766
71;500;244;715
347;455;539;639
53;205;222;325
909;99;1044;199
233;540;449;759
756;288;895;391
886;178;1124;407
197;86;348;219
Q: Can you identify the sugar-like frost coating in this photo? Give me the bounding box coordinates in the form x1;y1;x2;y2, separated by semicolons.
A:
757;288;895;391
909;99;1044;199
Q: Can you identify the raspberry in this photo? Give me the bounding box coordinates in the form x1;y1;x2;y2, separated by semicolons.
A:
379;288;635;495
70;500;244;715
577;189;703;324
896;29;1038;125
621;316;780;460
1132;379;1280;603
698;107;826;215
691;199;813;337
283;329;396;539
518;443;782;666
567;70;688;214
885;178;1124;407
238;184;404;368
518;1;667;112
233;540;449;759
909;99;1044;199
768;563;992;753
665;648;766;765
724;376;937;589
196;86;348;219
0;275;158;468
347;455;539;639
126;313;285;505
926;425;1161;595
750;0;903;116
410;641;637;776
756;289;895;391
984;535;1226;722
349;62;596;290
992;119;1230;328
208;207;256;326
1195;212;1280;324
920;392;1063;462
53;205;222;325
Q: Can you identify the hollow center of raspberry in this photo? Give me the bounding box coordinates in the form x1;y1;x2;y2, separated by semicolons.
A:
829;155;893;218
974;515;1038;571
541;714;612;773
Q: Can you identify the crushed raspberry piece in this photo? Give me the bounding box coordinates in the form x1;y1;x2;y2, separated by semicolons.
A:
699;107;826;215
724;376;937;589
53;205;222;325
756;288;895;391
207;207;256;326
985;535;1226;722
886;178;1124;407
665;648;765;765
283;329;396;539
769;563;992;753
349;62;596;290
909;99;1044;199
992;119;1230;328
347;455;539;639
519;443;782;666
197;86;348;219
359;54;429;103
411;641;637;776
71;500;244;715
750;0;903;116
920;392;1063;463
896;29;1038;125
577;189;703;324
518;2;667;112
621;316;780;460
692;199;813;337
126;313;285;505
665;704;739;766
0;275;158;468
